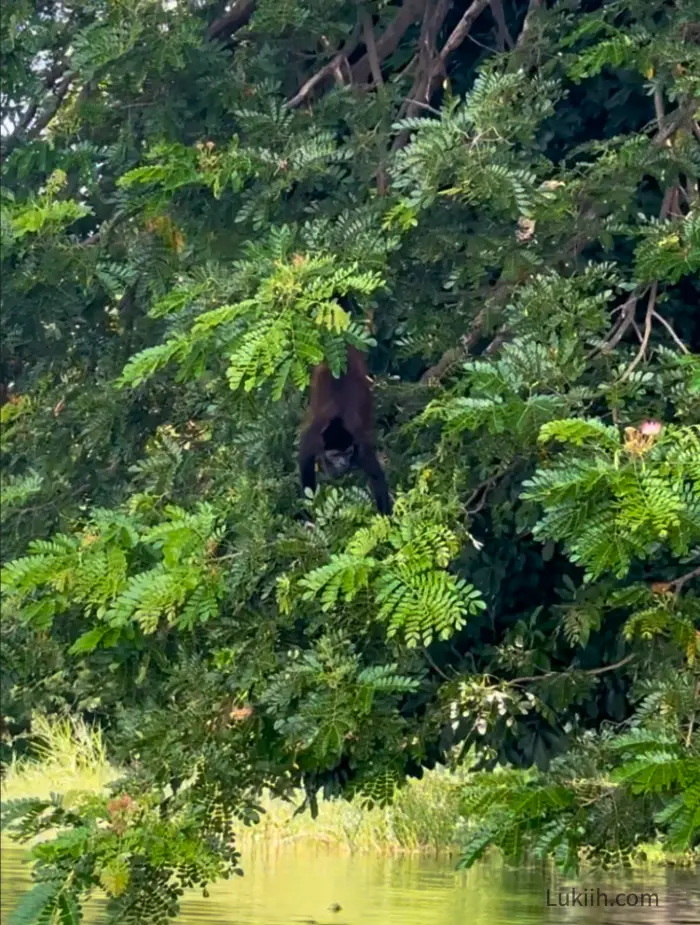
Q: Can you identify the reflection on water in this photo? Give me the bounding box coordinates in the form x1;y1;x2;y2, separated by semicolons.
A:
1;841;698;924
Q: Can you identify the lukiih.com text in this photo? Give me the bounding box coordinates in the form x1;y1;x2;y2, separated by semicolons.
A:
546;887;660;908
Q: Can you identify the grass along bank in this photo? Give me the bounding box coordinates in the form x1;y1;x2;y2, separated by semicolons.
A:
1;714;117;801
2;716;696;865
1;715;466;854
240;769;467;854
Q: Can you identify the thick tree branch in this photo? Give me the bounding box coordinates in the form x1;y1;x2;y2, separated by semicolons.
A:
420;345;467;384
288;66;334;110
207;0;257;40
418;0;452;71
603;296;638;352
653;86;665;124
12;101;40;140
438;0;491;63
420;309;486;383
653;98;696;147
286;23;362;109
351;0;428;85
490;0;514;49
668;564;700;594
660;185;674;217
484;324;509;355
513;0;542;50
2;56;68;151
361;9;385;87
392;0;452;148
359;9;391;192
401;0;490;125
2;71;74;157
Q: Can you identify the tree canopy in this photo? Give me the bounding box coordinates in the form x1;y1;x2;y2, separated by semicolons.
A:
1;0;699;921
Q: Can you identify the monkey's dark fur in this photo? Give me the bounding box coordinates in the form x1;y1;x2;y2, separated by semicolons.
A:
299;345;392;515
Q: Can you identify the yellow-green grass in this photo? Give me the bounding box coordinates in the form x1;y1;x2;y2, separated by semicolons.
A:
2;716;696;866
2;714;117;802
237;768;467;854
1;715;466;854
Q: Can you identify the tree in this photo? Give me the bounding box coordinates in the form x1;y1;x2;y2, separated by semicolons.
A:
1;0;699;920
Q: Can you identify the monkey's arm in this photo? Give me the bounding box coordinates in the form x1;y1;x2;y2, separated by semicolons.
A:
299;428;322;497
358;444;392;515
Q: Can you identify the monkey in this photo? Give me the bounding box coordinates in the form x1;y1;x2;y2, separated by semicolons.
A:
299;344;392;515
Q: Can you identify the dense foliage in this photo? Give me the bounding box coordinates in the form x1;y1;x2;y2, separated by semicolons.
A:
1;0;699;920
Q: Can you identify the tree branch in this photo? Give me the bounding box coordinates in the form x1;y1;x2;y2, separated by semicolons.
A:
619;282;657;382
651;310;690;354
659;185;680;218
466;468;506;514
401;0;490;125
603;294;639;352
509;654;636;686
513;0;542;49
9;101;39;142
586;290;641;360
358;8;391;192
686;679;700;749
392;0;452;148
420;309;486;383
2;71;74;157
668;564;700;594
402;97;442;116
653;85;665;124
287;22;362;109
652;98;695;147
361;9;384;87
617;186;683;379
351;0;428;85
207;0;257;40
438;0;491;63
489;0;513;49
422;645;451;680
484;324;509;355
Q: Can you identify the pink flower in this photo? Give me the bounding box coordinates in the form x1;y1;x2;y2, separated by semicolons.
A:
639;420;662;436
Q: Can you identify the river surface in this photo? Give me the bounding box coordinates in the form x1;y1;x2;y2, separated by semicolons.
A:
1;841;698;924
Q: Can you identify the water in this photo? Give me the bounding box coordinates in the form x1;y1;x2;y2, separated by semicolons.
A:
1;842;698;924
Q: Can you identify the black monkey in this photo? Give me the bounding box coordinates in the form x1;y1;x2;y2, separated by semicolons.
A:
299;344;392;515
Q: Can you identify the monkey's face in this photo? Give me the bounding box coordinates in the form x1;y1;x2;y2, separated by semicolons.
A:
321;448;354;478
320;417;355;478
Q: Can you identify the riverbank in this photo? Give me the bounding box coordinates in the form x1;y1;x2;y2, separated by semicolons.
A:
2;717;696;867
1;716;466;854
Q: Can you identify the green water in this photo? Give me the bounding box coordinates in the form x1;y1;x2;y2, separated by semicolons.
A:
1;843;698;924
